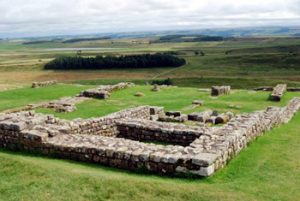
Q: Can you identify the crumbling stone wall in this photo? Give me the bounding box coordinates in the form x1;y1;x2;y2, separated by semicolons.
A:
190;98;300;171
116;119;207;146
188;111;234;125
254;86;300;92
270;84;287;101
0;98;299;177
80;82;135;99
211;86;231;96
70;106;160;137
32;80;57;88
30;97;89;113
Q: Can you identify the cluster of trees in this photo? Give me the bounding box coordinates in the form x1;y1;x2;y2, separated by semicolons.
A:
62;37;111;43
23;40;54;45
156;35;224;43
151;78;173;85
44;53;186;70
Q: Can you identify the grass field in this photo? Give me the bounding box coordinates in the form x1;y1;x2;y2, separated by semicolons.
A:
1;37;300;90
1;36;300;200
0;84;299;201
35;85;299;119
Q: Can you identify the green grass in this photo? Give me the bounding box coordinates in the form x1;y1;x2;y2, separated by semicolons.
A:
34;85;300;119
1;37;300;89
0;84;90;111
1;37;300;200
1;112;299;201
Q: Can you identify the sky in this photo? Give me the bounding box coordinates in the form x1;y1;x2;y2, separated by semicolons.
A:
0;0;300;38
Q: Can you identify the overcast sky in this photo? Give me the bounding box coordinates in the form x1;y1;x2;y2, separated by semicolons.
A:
0;0;300;38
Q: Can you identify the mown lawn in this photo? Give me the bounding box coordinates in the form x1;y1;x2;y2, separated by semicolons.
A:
0;112;299;201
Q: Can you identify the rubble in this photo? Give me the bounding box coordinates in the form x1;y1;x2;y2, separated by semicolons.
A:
32;80;57;88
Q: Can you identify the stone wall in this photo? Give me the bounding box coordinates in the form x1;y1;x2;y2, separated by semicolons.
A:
80;82;135;99
211;86;231;96
254;86;300;92
32;80;57;88
70;106;159;137
190;97;300;171
270;84;287;101
116;119;207;146
0;98;300;177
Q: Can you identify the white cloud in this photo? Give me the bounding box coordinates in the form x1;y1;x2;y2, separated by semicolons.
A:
0;0;299;37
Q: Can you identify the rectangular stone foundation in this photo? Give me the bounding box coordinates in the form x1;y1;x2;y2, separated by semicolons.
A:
0;98;300;177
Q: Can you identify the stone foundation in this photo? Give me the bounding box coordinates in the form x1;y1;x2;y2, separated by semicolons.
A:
80;82;135;99
211;86;231;96
70;106;156;137
270;84;287;101
116;119;206;146
32;80;57;88
0;98;300;177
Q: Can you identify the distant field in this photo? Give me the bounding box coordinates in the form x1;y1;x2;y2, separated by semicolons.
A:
1;37;300;90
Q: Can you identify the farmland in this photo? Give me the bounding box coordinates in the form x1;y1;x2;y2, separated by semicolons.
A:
1;37;300;90
1;35;300;201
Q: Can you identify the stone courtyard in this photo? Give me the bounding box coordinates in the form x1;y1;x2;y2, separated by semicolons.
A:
1;83;300;177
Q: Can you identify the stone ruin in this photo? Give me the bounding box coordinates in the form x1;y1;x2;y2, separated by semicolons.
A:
158;111;188;123
80;82;134;99
254;85;300;92
32;80;57;88
1;97;300;177
270;84;287;102
4;83;135;114
188;110;234;125
211;86;231;96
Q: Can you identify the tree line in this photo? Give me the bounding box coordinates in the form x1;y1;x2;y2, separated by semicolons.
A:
62;37;111;43
44;53;186;70
155;35;224;43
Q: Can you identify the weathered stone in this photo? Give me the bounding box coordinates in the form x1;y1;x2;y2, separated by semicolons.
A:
192;100;204;105
211;86;231;96
270;84;287;102
134;92;145;97
151;85;160;92
32;80;57;88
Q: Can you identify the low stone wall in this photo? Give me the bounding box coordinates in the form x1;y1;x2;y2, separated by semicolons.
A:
116;119;206;146
33;97;88;113
211;86;231;96
32;80;57;88
70;106;161;137
287;87;300;92
188;111;233;125
80;82;135;99
0;98;299;177
254;86;300;92
0;110;217;177
190;97;300;171
254;86;274;91
270;84;287;101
